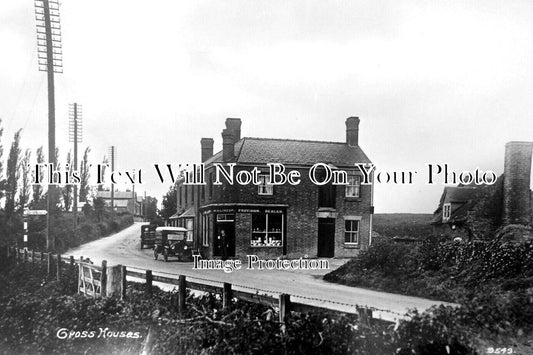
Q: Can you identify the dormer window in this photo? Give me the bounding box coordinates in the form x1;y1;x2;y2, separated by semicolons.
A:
443;203;451;221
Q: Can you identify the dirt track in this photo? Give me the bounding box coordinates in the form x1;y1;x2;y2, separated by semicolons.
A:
66;222;456;322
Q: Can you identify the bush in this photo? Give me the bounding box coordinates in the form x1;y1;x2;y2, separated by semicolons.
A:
0;262;479;355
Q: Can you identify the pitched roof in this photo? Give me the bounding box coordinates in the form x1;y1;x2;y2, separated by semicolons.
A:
443;186;478;204
96;191;135;199
204;137;371;167
432;186;480;224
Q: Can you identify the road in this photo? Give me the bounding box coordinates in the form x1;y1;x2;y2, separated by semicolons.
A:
66;222;456;322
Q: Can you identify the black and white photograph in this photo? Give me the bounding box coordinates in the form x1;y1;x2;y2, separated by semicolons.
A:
1;1;533;354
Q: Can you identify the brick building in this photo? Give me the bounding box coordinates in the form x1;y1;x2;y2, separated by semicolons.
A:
432;141;533;239
173;117;374;259
95;190;146;219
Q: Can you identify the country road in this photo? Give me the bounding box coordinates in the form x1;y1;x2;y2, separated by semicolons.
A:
66;222;456;322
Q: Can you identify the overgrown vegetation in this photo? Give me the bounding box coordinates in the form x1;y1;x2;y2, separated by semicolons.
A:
0;261;484;354
324;236;533;353
0;119;139;253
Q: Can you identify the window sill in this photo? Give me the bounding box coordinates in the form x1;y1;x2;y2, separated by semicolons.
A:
343;243;360;249
258;194;275;199
345;197;362;202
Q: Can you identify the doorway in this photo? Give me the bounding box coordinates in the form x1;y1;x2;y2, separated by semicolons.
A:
214;214;235;258
317;218;335;257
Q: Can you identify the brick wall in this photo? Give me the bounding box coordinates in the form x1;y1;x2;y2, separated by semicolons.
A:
503;142;533;225
196;164;372;259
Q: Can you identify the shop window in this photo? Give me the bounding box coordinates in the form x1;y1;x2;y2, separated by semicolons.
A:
345;219;359;244
346;175;361;198
251;213;283;247
258;175;273;195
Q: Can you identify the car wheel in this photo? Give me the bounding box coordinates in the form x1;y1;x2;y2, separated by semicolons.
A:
153;248;158;260
163;249;169;262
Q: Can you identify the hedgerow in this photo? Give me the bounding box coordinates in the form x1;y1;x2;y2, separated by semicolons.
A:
0;262;480;354
324;237;533;352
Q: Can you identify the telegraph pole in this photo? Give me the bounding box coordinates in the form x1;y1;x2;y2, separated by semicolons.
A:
109;146;117;216
35;0;63;251
69;103;83;227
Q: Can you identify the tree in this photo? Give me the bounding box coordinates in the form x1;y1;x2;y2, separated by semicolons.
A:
93;197;105;221
160;184;178;220
98;155;109;191
144;196;159;223
31;146;45;206
0;118;5;200
18;149;31;209
61;150;74;211
79;147;91;202
5;129;22;219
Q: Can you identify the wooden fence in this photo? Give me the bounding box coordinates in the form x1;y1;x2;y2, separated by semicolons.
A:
6;246;382;325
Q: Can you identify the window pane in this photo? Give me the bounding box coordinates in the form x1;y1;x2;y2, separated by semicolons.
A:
251;213;283;247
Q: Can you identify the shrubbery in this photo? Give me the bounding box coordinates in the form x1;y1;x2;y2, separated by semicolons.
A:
24;212;134;254
0;262;482;355
324;237;533;353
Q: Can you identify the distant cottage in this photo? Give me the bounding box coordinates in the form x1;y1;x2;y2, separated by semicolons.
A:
432;141;533;239
170;117;374;259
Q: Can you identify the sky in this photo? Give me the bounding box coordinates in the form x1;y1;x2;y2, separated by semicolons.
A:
1;0;533;213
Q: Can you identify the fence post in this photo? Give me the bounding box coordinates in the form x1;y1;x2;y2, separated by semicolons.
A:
47;253;52;276
121;266;127;300
106;264;122;297
223;282;232;309
101;260;107;297
279;294;291;332
146;270;153;296
23;249;28;263
31;250;35;264
70;256;74;273
178;275;186;315
56;254;61;281
357;307;373;325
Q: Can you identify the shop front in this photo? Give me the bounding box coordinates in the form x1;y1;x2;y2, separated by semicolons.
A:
199;204;288;259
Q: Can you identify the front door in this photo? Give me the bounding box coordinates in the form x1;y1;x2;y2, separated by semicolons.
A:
214;220;235;259
317;218;335;257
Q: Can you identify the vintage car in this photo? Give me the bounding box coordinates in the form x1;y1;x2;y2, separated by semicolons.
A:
140;223;158;249
153;226;193;262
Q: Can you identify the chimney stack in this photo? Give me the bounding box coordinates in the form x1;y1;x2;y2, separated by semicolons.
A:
346;117;360;146
225;118;242;142
222;129;235;162
200;138;214;162
503;141;533;225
